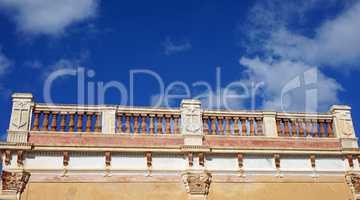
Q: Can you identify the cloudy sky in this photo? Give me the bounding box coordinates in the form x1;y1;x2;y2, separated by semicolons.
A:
0;0;359;139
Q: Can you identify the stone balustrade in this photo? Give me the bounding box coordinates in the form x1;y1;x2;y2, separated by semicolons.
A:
6;93;358;148
276;113;334;138
202;110;264;136
116;107;181;135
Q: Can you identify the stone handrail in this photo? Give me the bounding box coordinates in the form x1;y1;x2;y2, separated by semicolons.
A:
6;93;358;149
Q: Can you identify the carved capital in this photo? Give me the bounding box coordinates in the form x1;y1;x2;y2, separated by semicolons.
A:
346;173;360;196
182;171;212;196
1;170;30;194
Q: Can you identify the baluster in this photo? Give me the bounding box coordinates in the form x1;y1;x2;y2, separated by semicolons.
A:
50;112;58;131
211;116;216;135
203;116;209;134
133;114;139;134
233;117;239;135
94;113;101;132
141;114;147;135
116;113;122;133
86;112;93;132
241;118;247;136
298;119;304;137
125;114;131;133
165;115;171;134
283;119;290;136
41;111;50;131
32;110;40;131
256;118;263;136
225;117;231;135
68;112;75;132
305;120;311;137
319;120;325;137
312;120;318;137
218;117;224;135
276;119;281;136
77;112;84;132
149;114;155;135
249;118;255;136
173;114;180;134
291;119;297;136
327;120;333;137
60;112;67;132
157;114;163;134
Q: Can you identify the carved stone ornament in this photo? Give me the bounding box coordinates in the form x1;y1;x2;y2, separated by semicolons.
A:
346;173;360;195
182;171;212;195
1;170;31;193
341;119;354;137
182;107;202;134
10;101;31;131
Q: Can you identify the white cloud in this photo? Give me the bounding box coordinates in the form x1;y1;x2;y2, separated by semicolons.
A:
193;89;245;110
163;37;192;55
150;88;245;110
0;51;11;75
0;0;99;36
244;0;360;69
240;57;342;112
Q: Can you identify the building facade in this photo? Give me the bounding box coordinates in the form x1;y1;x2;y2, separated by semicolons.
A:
0;93;360;200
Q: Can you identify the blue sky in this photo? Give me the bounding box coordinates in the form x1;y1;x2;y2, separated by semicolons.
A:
0;0;360;139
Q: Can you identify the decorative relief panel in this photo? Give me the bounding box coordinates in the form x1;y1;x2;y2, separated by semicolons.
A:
181;100;202;135
9;101;32;132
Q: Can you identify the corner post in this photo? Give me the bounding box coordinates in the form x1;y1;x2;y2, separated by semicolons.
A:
263;111;277;137
331;105;358;149
181;99;203;146
101;107;116;134
7;93;34;143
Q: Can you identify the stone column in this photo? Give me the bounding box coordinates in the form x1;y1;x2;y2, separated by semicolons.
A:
262;111;277;137
181;99;203;146
101;107;116;134
331;105;358;149
7;93;34;143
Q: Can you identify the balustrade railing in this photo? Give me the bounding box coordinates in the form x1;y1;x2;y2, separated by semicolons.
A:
116;107;181;135
276;113;334;138
14;94;348;141
202;110;264;136
31;104;102;133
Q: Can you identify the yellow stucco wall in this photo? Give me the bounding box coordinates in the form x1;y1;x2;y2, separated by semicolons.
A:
21;181;353;200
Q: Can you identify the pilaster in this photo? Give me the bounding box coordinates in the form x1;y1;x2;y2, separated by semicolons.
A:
263;111;277;137
181;100;203;146
7;93;34;143
101;107;116;134
331;105;358;149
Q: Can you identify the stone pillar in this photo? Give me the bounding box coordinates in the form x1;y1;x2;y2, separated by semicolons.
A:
182;171;212;200
181;100;203;146
331;105;358;149
7;93;34;143
101;107;116;134
263;111;277;137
